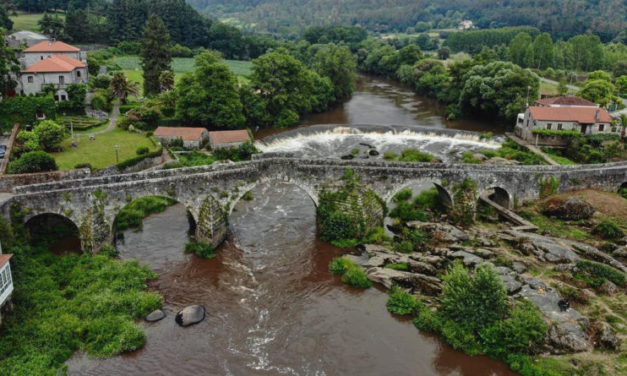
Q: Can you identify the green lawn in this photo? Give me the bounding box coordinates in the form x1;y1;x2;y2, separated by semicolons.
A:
540;81;560;95
52;128;157;170
111;56;252;96
10;11;65;32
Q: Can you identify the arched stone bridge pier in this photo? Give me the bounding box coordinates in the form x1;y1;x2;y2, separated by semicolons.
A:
3;155;626;252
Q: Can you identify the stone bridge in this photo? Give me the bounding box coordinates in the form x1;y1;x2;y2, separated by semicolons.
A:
2;153;626;252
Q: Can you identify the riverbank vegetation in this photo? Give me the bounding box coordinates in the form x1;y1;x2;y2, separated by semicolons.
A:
116;196;177;231
383;149;440;163
329;257;372;288
463;139;548;165
0;238;161;375
184;241;217;259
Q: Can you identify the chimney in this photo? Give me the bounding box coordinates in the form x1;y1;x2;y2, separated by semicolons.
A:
596;109;601;121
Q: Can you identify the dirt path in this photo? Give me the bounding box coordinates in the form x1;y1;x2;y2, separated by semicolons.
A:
86;102;120;136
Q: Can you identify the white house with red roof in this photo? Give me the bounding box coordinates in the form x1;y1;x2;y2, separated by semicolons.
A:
16;41;88;99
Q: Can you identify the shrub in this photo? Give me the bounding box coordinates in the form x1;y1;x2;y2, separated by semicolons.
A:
116;196;176;231
363;227;392;244
329;257;372;288
389;201;428;221
413;308;443;333
393;188;413;203
575;260;625;287
592;220;624;240
480;300;547;359
394;240;414;253
242;191;254;201
136;146;150;155
74;162;93;170
184;241;217;259
212;141;259;162
320;211;360;242
440;262;507;332
98;245;120;258
33;120;65;151
387;285;423;315
8;151;58;174
620;187;627;200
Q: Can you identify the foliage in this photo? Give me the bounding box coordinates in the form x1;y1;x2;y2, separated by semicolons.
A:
532;129;581;137
387;286;424;316
592;220;624;240
0;96;56;129
116;196;176;231
115;145;163;171
384;148;439;163
0;242;160;375
440;262;507;332
167;151;216;169
33;120;65;151
212;141;259;162
451;179;477;226
176;51;245;128
385;263;409;271
578;78;617;107
184;241;217;259
329;257;372;288
110;72;139;104
8;151;57;174
392;188;412;203
313;44;357;101
136;146;149;155
448;27;541;54
390;188;441;222
141;15;172;96
574;260;625;288
539;176;560;198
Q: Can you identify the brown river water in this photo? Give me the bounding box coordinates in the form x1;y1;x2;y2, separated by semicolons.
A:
65;76;517;375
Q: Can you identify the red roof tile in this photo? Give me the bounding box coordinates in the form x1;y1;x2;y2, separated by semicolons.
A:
529;106;613;124
535;96;597;107
154;127;206;141
23;40;80;53
22;55;85;73
208;130;251;144
0;254;13;268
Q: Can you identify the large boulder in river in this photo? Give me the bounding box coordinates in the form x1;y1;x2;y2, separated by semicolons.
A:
175;305;206;327
542;197;595;220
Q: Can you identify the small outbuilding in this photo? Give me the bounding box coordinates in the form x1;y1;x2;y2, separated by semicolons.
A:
154;127;209;149
0;251;14;326
208;130;251;149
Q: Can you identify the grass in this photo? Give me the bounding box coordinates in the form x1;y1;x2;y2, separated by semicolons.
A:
541;147;577;165
110;56;252;96
329;257;372;288
9;11;65;32
539;81;560;95
52;128;157;170
116;196;177;231
0;243;161;375
59;116;107;131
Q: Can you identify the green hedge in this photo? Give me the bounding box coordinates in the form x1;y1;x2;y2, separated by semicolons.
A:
0;96;57;131
116;146;163;171
532;129;581;137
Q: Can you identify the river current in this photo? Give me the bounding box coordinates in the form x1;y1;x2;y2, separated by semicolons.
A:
66;76;517;375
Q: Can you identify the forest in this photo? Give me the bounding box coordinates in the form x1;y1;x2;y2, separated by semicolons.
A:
185;0;627;41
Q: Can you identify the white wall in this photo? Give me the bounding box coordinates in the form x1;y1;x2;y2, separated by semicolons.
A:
19;67;88;97
21;51;83;68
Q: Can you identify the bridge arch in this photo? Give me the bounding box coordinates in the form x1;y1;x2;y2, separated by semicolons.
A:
385;179;454;210
112;195;198;236
481;186;513;210
24;213;81;252
619;182;627;193
227;177;319;216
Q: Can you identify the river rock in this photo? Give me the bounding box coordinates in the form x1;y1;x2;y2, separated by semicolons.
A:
501;275;522;295
340;154;354;160
591;321;620;350
366;267;441;295
512;261;527;274
175;305;206;327
517;278;587;324
548;323;591;353
359;244;393;254
407;222;469;243
145;309;166;322
369;150;379;156
542;197;595;220
407;260;437;276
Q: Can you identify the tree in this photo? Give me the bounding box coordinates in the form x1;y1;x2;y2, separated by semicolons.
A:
0;27;19;95
110;72;139;104
616;75;627;95
532;33;553;69
175;51;245;128
0;5;12;30
57;84;87;112
587;70;612;82
8;151;58;174
440;262;507;332
578;79;616;107
38;13;65;39
313;44;356;102
33;120;65;151
140;15;172;96
508;32;532;67
438;47;451;60
159;70;175;92
557;79;569;96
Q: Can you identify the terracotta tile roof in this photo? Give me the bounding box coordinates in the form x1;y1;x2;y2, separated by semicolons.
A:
535;96;597;107
22;55;86;73
0;254;13;268
529;106;613;124
154;127;206;141
208;130;251;144
23;40;80;53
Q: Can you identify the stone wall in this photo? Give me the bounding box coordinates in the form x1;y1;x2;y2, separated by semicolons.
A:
0;168;91;192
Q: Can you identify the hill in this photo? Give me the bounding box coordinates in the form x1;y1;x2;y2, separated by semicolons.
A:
186;0;627;41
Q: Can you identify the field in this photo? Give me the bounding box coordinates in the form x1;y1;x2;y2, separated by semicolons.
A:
9;11;65;32
110;56;253;96
52;128;157;170
539;81;560;95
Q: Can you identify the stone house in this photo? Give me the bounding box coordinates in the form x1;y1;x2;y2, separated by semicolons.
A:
0;248;14;326
154;127;209;149
208;130;251;150
20;41;85;68
18;55;88;99
515;105;619;146
5;30;49;48
534;96;597;108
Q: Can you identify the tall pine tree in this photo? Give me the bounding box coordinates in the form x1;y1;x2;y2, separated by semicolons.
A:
140;15;171;96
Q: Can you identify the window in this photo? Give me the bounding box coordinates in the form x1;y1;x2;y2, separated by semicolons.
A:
59;76;65;85
547;123;552;130
40;56;44;60
599;124;604;132
77;70;81;78
0;264;12;296
27;76;33;83
557;123;563;130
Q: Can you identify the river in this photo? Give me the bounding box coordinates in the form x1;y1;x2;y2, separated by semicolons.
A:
66;76;517;375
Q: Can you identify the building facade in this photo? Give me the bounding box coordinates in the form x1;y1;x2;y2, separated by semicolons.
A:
20;41;84;68
0;246;14;326
154;127;209;149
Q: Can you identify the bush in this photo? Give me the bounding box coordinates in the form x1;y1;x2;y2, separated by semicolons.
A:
116;196;176;231
74;162;92;170
393;188;412;202
575;260;625;287
99;245;120;258
212;141;259;162
320;211;360;242
480;300;547;359
184;241;217;259
8;151;58;174
394;240;414;253
136;146;150;155
440;262;507;332
387;285;423;315
592;220;624;240
329;257;371;288
620;187;627;200
33;120;65;152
